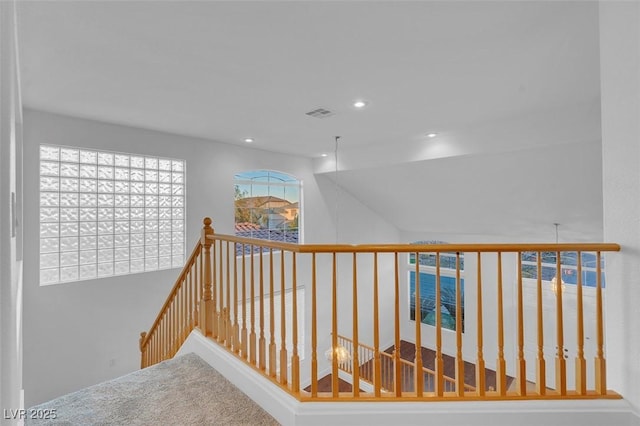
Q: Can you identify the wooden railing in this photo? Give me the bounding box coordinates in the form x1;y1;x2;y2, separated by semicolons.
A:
139;221;206;368
336;334;474;394
140;217;622;401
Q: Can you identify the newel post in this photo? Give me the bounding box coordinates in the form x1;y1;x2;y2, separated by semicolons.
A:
200;217;215;336
139;332;147;368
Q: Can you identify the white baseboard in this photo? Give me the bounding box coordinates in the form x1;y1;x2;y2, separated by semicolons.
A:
177;330;637;426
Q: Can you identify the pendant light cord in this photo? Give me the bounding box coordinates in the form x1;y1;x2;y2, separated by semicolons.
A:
334;136;340;243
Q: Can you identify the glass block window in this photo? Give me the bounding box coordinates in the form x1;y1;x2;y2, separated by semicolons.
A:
39;145;186;285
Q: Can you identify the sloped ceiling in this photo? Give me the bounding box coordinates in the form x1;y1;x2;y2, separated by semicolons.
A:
17;1;603;240
333;140;603;241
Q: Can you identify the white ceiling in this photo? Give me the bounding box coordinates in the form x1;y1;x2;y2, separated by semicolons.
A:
17;1;604;240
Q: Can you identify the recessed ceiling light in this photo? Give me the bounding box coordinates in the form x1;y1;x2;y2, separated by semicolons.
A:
353;100;367;108
427;133;438;138
244;138;254;143
321;153;328;157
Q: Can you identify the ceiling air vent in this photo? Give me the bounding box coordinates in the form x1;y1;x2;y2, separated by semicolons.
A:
305;108;335;119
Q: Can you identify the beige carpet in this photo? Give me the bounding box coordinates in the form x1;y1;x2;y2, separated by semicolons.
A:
26;353;279;425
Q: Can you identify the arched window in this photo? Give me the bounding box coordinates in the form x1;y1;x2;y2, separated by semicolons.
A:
234;170;301;249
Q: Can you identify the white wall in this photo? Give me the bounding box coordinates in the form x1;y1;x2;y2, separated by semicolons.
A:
600;0;640;418
22;109;400;406
299;173;400;384
1;0;24;423
21;110;319;406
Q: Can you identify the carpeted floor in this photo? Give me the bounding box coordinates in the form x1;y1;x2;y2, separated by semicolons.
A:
26;353;279;425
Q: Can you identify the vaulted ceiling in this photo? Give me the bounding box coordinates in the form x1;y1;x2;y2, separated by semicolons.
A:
17;1;603;240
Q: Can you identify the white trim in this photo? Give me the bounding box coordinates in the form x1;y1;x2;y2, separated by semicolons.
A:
176;329;298;425
177;329;637;426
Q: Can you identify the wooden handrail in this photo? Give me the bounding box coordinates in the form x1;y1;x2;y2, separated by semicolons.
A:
140;242;202;350
207;234;620;254
142;217;622;402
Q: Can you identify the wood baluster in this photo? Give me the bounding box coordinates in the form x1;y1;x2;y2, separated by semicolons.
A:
393;253;402;397
139;332;147;369
311;253;318;397
213;239;220;340
195;250;201;328
259;247;266;371
352;252;360;397
167;290;172;356
516;252;527;395
166;308;170;359
280;251;288;385
213;240;218;339
160;312;165;360
536;251;546;395
174;283;179;348
241;243;248;359
182;263;193;340
476;252;485;396
173;296;177;354
189;259;193;330
496;252;507;395
595;251;606;394
150;332;154;366
177;282;182;349
200;218;214;337
435;253;444;396
193;259;197;328
455;252;464;397
575;251;587;394
269;249;277;378
414;252;424;397
291;252;300;394
232;242;239;352
182;276;186;343
178;284;182;349
187;267;190;333
197;250;202;325
226;241;232;348
151;329;154;366
173;288;182;354
182;263;193;334
218;239;224;341
168;298;173;357
198;251;202;317
177;286;182;351
555;250;567;395
373;253;382;397
250;245;257;365
193;254;197;325
174;284;179;351
171;284;180;350
332;252;339;398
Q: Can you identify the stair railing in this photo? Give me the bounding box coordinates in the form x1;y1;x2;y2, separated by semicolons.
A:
139;218;211;368
141;217;622;402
